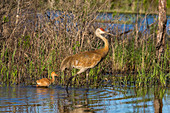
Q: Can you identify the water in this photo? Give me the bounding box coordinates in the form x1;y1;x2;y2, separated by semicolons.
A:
96;13;170;35
0;85;169;113
49;11;170;35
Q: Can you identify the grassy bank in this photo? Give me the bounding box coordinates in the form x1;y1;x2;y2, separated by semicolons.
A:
0;0;169;87
0;21;169;87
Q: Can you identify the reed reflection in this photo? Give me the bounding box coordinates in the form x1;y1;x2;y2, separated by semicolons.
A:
153;85;164;113
58;89;94;113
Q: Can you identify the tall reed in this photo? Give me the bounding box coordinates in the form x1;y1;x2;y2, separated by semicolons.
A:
0;0;169;87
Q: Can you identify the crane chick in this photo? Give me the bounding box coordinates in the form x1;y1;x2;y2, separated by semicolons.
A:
36;72;59;87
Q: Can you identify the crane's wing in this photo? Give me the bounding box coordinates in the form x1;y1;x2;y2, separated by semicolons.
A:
71;51;102;69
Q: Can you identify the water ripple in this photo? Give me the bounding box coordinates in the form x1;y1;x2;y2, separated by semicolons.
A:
0;86;169;113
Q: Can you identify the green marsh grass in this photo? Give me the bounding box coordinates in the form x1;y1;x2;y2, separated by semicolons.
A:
0;1;169;88
0;26;169;88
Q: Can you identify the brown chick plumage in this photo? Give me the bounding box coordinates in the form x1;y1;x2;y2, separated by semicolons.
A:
36;72;58;87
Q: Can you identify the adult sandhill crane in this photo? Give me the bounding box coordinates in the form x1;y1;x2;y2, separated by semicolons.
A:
36;72;59;87
60;28;113;89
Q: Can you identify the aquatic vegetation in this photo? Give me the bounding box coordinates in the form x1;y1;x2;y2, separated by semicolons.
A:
0;0;169;88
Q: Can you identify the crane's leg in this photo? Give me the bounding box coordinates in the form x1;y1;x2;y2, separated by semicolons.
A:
66;68;87;90
86;69;91;88
86;71;89;88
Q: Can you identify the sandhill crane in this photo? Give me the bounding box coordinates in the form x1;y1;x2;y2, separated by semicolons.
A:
60;28;113;89
36;72;59;87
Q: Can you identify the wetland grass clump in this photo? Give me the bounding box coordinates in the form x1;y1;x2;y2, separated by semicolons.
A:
0;0;169;87
110;32;169;87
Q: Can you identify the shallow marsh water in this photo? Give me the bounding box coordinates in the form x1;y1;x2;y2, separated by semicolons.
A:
0;85;169;113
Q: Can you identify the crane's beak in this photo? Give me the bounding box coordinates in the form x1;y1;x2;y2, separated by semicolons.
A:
55;74;59;77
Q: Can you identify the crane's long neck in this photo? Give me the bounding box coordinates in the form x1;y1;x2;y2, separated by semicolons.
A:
97;34;109;57
50;75;55;83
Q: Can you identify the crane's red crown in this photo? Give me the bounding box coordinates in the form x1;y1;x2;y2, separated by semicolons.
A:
99;28;105;31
